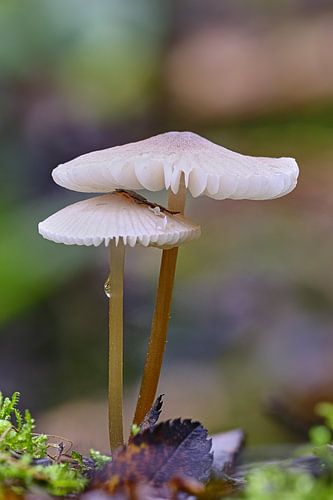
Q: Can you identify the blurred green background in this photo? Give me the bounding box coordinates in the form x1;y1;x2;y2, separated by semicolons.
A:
1;0;333;452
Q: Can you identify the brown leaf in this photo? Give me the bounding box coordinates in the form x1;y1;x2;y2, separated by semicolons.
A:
168;475;205;497
1;490;23;500
139;395;164;433
197;476;243;499
92;419;213;495
82;482;159;500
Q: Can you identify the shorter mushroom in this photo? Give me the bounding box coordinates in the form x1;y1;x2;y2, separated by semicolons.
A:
38;190;200;451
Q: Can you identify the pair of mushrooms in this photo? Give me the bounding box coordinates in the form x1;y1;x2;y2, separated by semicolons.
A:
38;131;299;451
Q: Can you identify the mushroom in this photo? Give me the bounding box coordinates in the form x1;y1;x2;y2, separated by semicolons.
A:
38;190;200;451
52;131;299;424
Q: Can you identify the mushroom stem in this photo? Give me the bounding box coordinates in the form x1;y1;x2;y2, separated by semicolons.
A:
108;239;125;451
133;177;187;424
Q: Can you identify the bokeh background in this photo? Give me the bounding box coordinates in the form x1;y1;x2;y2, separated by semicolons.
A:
1;0;333;453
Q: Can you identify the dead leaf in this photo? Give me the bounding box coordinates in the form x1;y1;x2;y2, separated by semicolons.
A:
197;476;244;499
92;419;213;495
211;429;245;475
1;490;24;500
168;475;205;496
82;482;159;499
139;395;164;433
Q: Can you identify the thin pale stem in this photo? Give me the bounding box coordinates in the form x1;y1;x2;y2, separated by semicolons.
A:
108;240;125;451
133;177;187;425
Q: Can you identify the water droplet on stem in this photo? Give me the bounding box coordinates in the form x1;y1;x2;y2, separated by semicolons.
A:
104;276;111;298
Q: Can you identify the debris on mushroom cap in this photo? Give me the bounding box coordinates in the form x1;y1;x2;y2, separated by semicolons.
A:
52;131;299;200
38;192;200;248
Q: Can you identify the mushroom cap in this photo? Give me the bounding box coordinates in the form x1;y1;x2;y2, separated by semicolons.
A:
38;192;200;248
52;131;299;200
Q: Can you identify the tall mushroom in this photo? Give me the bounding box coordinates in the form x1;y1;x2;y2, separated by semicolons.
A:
52;131;299;424
38;191;200;451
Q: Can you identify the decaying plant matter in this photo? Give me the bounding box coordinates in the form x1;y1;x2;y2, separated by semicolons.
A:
2;391;333;499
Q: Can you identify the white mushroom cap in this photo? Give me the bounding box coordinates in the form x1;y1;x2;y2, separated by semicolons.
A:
38;192;200;249
52;131;299;200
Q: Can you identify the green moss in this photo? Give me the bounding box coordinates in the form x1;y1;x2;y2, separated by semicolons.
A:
244;467;333;500
238;403;333;499
0;391;87;496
